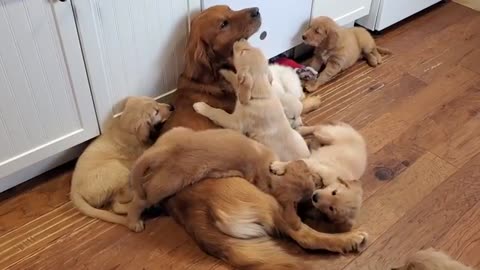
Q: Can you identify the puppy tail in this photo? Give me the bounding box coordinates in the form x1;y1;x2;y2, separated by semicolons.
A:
225;237;313;270
70;192;127;225
129;153;154;200
376;46;392;55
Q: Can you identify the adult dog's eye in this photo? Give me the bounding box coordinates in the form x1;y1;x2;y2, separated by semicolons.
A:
329;206;334;212
332;190;337;196
220;20;229;29
154;109;159;115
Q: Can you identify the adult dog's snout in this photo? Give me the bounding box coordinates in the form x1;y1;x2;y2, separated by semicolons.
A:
250;7;260;18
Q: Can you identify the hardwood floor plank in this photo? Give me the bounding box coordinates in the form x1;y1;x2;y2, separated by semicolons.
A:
344;153;480;270
308;152;457;269
434;201;480;268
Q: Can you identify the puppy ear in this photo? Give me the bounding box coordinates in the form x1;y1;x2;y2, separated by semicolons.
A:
326;26;339;49
237;67;253;105
135;118;152;144
337;177;351;188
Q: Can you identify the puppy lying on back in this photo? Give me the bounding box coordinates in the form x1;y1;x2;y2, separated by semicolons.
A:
70;97;173;228
193;39;309;161
302;16;391;92
269;64;322;128
392;248;474;270
271;121;367;231
126;127;315;232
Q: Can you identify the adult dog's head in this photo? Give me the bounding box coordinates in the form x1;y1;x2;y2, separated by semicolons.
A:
119;97;174;144
302;16;339;49
184;5;262;81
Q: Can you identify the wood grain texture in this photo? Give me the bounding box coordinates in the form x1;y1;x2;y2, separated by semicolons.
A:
1;2;480;270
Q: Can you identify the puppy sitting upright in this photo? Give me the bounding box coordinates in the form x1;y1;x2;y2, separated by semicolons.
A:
70;97;173;228
302;16;391;92
271;121;367;231
193;39;309;161
126;127;315;232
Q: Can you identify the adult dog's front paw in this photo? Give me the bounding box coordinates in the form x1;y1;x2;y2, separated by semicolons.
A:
193;102;210;115
339;230;368;254
270;161;287;175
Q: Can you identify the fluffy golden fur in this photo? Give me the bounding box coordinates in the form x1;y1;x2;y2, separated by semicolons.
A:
193;39;309;161
155;6;368;269
70;97;172;227
392;248;474;270
271;121;367;231
160;6;262;132
302;16;391;92
126;127;314;232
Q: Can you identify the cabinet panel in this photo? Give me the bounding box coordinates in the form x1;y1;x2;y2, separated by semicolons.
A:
74;0;190;127
202;0;313;59
312;0;372;26
0;0;99;188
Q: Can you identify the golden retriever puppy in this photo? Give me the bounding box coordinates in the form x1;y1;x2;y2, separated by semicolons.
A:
193;39;310;161
271;121;367;231
70;97;173;227
302;16;391;92
126;127;314;232
392;248;474;270
269;64;322;128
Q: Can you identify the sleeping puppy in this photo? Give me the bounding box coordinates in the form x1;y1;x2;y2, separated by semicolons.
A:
271;121;367;231
392;248;474;270
126;127;315;232
302;16;391;92
269;64;322;128
70;96;173;227
193;39;310;161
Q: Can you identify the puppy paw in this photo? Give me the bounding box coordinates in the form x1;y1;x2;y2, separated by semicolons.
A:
193;102;210;115
270;161;287;175
128;220;145;233
340;231;368;254
304;81;320;93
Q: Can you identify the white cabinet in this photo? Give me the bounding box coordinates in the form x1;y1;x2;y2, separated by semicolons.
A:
73;0;190;128
202;0;313;58
312;0;372;26
356;0;441;31
0;0;99;191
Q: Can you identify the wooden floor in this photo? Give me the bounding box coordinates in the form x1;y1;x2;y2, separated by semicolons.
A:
1;2;480;269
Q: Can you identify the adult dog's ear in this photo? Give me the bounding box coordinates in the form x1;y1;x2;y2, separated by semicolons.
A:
237;67;253;105
184;32;213;80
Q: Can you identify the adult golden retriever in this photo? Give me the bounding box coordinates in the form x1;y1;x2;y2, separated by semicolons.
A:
161;6;368;269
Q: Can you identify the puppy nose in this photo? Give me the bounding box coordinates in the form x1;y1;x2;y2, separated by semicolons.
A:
250;7;260;18
312;192;319;203
302;34;306;40
168;104;175;111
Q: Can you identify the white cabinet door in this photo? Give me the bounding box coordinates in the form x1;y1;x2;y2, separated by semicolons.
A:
0;0;99;191
312;0;372;26
202;0;313;59
73;0;190;128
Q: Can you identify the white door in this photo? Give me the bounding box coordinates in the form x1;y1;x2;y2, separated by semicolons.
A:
73;0;190;129
0;0;99;190
312;0;372;26
202;0;313;59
